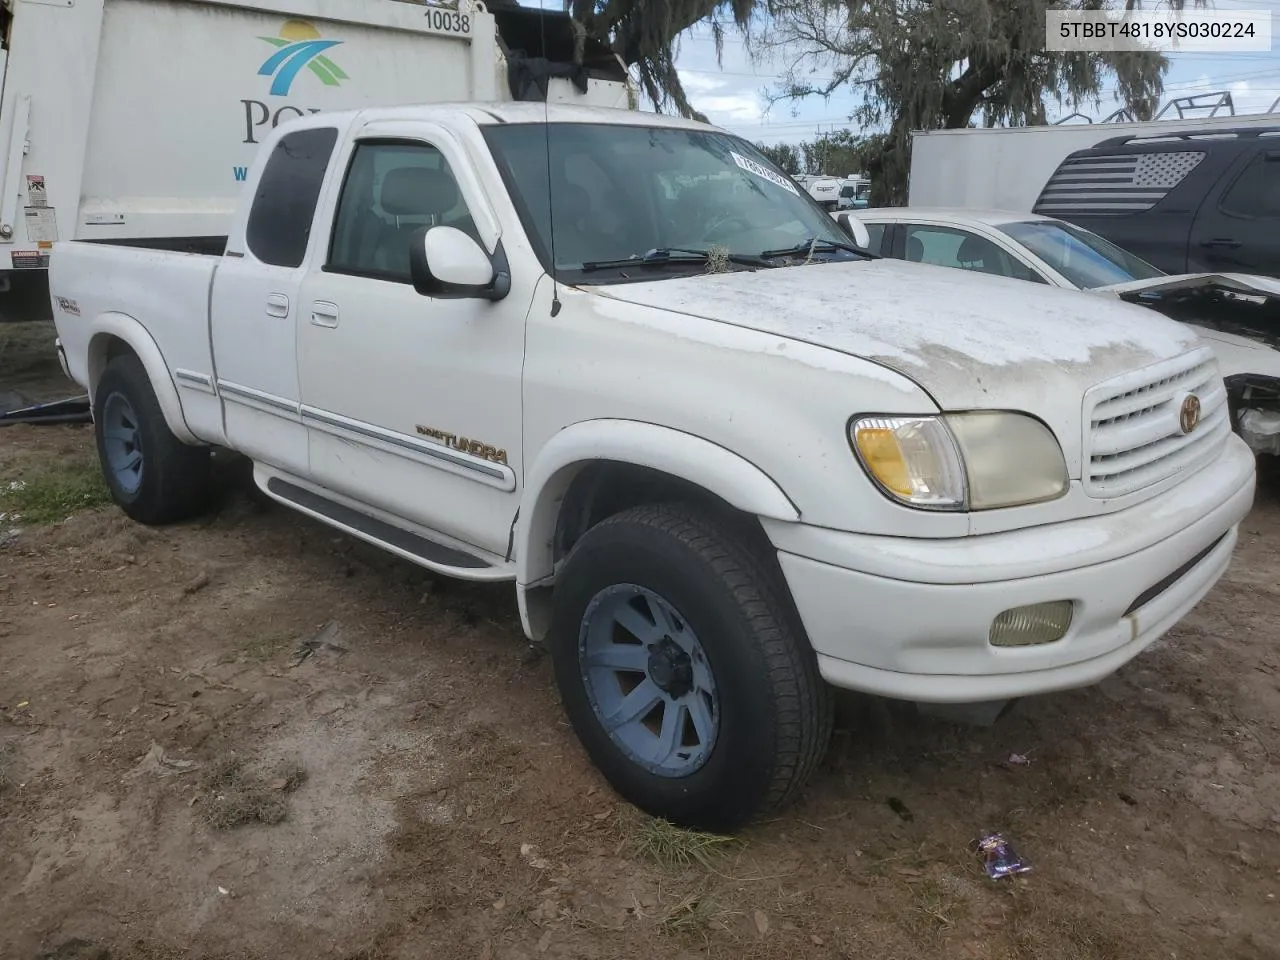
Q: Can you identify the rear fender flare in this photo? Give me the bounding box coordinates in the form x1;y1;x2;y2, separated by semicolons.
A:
87;312;198;444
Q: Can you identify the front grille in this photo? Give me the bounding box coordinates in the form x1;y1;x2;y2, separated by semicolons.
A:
1083;347;1229;498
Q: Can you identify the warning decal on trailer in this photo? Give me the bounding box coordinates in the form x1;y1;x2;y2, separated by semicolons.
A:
26;175;47;207
24;207;58;243
12;250;50;269
730;151;800;197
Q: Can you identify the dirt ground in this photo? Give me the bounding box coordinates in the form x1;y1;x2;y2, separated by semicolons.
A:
2;322;1279;960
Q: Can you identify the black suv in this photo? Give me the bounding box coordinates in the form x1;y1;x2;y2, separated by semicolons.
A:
1032;125;1280;279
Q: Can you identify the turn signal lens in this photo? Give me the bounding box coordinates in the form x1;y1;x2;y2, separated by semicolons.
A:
989;601;1074;647
850;416;966;510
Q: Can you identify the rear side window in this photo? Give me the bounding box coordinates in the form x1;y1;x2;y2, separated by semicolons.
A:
863;222;886;253
1220;151;1280;218
1033;149;1205;217
245;127;339;268
904;224;1044;282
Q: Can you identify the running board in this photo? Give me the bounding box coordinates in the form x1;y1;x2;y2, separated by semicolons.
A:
263;476;509;581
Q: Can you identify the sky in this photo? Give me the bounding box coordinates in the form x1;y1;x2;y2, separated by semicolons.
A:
523;0;1280;147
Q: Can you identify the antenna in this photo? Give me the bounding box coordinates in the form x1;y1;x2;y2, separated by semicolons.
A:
538;5;562;317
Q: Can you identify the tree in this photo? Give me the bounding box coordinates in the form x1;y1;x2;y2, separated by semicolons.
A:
796;129;887;175
760;0;1195;202
567;0;760;121
756;141;803;173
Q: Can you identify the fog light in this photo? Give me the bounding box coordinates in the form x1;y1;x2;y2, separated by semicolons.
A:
989;601;1073;647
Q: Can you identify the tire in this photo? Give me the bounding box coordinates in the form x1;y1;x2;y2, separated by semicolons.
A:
549;502;832;832
93;352;211;525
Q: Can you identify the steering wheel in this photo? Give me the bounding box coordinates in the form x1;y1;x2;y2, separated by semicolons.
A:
703;214;753;243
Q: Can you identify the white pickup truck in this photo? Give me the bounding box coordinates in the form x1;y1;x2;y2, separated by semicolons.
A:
49;103;1256;831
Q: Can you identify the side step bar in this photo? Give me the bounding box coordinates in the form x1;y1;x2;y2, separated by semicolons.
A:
264;475;509;581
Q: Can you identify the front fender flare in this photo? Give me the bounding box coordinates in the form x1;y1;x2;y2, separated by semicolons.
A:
516;419;800;593
87;312;198;444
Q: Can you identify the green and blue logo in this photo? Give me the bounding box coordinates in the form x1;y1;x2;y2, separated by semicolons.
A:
258;20;348;97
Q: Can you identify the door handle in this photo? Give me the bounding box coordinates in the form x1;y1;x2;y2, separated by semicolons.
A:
265;293;290;317
1199;238;1242;249
310;301;339;328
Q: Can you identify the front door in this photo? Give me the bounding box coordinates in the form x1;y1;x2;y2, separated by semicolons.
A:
1189;146;1280;278
296;128;523;558
210;126;339;475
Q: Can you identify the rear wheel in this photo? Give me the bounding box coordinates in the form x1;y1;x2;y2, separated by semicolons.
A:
93;353;211;525
549;502;832;831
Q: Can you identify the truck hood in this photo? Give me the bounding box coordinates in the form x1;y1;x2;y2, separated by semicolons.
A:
587;257;1202;474
1095;272;1280;300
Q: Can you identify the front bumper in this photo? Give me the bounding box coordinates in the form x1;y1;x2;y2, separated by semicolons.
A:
770;434;1257;703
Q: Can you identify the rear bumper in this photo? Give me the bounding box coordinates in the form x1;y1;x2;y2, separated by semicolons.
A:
771;434;1256;703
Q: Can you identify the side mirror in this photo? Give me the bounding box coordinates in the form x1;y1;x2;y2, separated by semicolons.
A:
834;212;872;250
409;226;510;301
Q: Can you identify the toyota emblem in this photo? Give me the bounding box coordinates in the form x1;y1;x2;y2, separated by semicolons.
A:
1179;394;1201;435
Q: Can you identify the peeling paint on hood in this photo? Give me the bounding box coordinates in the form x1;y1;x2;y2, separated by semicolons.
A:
590;256;1200;393
588;256;1205;472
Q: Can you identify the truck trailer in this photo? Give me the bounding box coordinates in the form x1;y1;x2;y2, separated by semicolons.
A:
0;0;632;320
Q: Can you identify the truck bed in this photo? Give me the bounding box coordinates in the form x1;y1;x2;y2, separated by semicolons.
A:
49;241;220;434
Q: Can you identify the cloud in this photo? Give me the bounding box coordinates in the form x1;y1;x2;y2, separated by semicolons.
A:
675;71;766;124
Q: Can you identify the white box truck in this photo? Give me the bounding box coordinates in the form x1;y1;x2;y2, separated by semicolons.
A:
0;0;631;320
907;109;1280;211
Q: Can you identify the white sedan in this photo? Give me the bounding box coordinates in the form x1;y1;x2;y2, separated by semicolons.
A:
844;207;1280;456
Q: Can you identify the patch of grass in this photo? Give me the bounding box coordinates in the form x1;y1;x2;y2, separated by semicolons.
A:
0;458;110;524
628;816;742;870
0;320;62;381
911;877;959;930
198;753;305;830
658;890;716;936
234;632;294;663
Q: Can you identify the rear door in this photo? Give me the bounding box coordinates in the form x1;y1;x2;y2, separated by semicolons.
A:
1188;144;1280;279
210;125;339;475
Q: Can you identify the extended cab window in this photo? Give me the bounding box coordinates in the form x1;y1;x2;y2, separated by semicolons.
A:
245;127;338;268
1220;150;1280;218
328;141;480;282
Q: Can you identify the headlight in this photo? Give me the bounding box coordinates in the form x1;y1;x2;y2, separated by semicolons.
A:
850;413;1068;511
947;411;1069;509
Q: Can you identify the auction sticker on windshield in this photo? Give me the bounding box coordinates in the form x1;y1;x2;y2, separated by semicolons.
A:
731;151;800;197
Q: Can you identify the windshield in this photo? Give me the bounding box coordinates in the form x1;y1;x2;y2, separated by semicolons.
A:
998;220;1165;289
482;123;856;280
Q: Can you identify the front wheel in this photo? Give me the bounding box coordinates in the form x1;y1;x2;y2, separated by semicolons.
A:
549;503;832;831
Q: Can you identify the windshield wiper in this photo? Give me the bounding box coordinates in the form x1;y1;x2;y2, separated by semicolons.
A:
581;247;772;273
759;237;879;260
